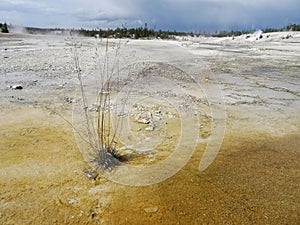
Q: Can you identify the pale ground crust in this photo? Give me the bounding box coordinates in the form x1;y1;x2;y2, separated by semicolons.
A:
0;32;299;224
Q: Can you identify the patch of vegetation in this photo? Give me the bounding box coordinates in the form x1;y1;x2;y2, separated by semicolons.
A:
7;21;300;38
212;23;300;37
25;23;188;39
25;27;66;35
212;30;254;37
71;37;127;171
0;22;9;33
263;23;300;33
286;23;300;31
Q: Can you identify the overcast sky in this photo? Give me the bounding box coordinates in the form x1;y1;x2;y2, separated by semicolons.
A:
1;0;300;31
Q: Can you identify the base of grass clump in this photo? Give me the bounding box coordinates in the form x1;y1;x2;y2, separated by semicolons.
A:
90;147;124;171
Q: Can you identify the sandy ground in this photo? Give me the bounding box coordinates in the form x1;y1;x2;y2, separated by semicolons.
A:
0;32;299;224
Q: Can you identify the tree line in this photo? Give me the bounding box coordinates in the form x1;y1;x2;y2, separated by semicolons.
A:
3;22;300;38
24;24;184;39
77;26;186;39
213;24;300;37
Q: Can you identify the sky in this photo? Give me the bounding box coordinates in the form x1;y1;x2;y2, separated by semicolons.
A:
1;0;300;32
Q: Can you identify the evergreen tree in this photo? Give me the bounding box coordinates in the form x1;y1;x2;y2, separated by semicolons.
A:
1;22;9;33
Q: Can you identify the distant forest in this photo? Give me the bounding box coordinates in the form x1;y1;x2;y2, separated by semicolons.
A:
24;24;188;39
3;22;300;39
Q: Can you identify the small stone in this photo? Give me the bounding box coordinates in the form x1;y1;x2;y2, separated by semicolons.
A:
68;198;79;205
145;125;155;131
17;97;25;101
146;112;152;119
11;85;23;90
154;116;162;121
144;206;159;213
64;97;74;104
137;118;150;124
83;169;98;180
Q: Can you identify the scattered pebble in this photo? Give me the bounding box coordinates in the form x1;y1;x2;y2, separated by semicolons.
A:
64;97;74;104
10;85;23;90
137;118;150;124
68;198;79;205
144;206;159;213
83;169;98;180
145;125;155;131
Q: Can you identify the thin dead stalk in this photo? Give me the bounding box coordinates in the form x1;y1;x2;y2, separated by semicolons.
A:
71;35;124;170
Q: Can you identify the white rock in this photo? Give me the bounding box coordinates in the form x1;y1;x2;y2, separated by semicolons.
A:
10;85;23;90
146;112;152;119
154;116;162;121
68;198;79;205
137;118;150;124
144;206;159;213
145;125;155;131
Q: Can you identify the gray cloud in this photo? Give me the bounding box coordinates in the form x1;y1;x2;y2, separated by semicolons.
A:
1;0;299;31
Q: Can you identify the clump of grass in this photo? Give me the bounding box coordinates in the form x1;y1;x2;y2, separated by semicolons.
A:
71;35;125;171
90;146;122;170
